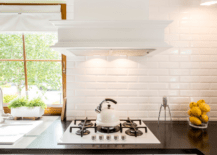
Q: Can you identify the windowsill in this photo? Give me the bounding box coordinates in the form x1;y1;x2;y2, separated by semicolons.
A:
3;103;62;108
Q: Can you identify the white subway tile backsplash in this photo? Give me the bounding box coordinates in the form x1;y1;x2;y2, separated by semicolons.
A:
159;62;179;69
107;83;128;89
107;69;128;75
139;90;158;97
170;55;190;62
128;84;148;90
170;83;190;90
128;97;149;103
191;83;210;90
159;76;179;82
139;76;158;82
148;69;169;76
149;83;169;90
86;69;106;75
66;0;217;120
118;91;138;97
129;69;148;75
170;69;189;75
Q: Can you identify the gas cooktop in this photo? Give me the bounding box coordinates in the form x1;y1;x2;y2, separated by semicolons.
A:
58;117;160;144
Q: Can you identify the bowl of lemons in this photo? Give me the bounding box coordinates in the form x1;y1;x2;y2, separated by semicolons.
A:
188;99;210;129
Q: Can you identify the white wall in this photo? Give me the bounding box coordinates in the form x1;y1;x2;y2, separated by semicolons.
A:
66;0;217;121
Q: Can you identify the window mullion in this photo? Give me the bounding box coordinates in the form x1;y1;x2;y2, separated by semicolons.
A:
22;34;28;97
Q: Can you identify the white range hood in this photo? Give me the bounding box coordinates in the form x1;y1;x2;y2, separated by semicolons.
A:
50;0;172;57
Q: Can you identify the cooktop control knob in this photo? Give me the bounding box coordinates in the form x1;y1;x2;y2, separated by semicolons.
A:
106;135;111;141
121;135;126;140
114;135;119;141
99;135;104;141
91;135;96;141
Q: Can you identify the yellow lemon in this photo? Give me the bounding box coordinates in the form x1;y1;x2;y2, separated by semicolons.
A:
190;116;202;126
200;115;209;123
189;102;197;109
199;103;211;112
197;99;206;107
191;107;202;117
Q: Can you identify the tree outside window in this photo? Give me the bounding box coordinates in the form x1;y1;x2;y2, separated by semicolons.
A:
0;33;62;105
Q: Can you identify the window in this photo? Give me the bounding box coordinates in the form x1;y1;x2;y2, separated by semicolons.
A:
0;33;62;105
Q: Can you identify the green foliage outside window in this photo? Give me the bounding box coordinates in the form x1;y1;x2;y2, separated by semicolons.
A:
0;33;62;100
3;94;18;103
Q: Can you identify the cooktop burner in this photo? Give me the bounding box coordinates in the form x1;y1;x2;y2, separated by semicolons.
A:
123;121;137;128
125;128;143;136
78;120;93;127
97;126;120;133
76;129;90;136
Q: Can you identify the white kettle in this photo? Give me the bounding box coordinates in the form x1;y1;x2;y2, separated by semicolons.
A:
95;98;120;127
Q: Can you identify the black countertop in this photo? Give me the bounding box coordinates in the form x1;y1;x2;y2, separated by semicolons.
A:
1;117;216;155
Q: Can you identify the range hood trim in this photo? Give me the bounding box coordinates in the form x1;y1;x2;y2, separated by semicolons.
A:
50;20;173;57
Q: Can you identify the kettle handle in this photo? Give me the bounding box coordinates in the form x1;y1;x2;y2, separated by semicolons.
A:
105;98;117;104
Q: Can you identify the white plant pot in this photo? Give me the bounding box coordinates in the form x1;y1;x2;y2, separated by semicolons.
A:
11;107;44;117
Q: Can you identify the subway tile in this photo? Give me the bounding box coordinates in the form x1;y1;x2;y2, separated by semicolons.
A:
118;91;138;97
170;55;190;62
117;76;138;82
128;97;149;103
66;61;75;68
149;97;163;103
75;104;95;110
86;83;107;89
148;69;169;76
149;83;169;90
170;69;189;75
139;90;158;97
139;104;160;110
180;90;201;97
180;62;200;68
128;84;148;90
97;90;117;96
86;69;106;75
107;83;128;89
159;62;179;69
97;76;117;82
159;90;179;96
128;111;148;118
139;76;158;82
210;83;217;90
129;69;148;75
139;62;159;68
200;62;217;69
117;104;139;111
170;83;190;90
201;90;217;97
200;76;217;83
67;97;86;104
75;75;96;82
66;110;85;117
67;82;86;89
147;55;170;62
75;90;96;96
190;69;211;76
67;68;86;75
169;97;190;103
180;76;201;83
107;69;128;75
191;83;210;90
159;76;179;82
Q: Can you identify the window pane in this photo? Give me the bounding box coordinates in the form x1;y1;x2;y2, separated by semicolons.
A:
0;34;23;59
27;61;62;105
25;33;60;60
0;61;25;103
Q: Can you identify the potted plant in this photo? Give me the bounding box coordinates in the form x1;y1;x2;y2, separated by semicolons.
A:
8;97;47;118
